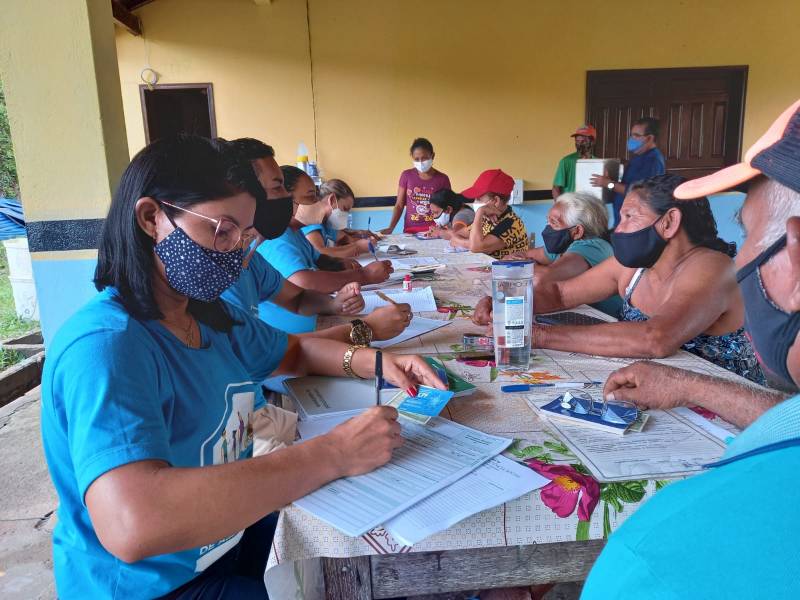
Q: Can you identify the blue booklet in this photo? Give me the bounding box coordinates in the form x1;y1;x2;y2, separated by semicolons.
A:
539;397;647;435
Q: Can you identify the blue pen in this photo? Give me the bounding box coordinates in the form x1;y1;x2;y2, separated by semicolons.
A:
368;239;379;261
367;217;372;238
501;381;602;393
375;351;383;406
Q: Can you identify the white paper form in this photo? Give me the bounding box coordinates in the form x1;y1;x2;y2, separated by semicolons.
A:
293;418;512;537
360;286;437;314
372;317;452;349
356;256;439;270
539;406;727;482
384;455;549;546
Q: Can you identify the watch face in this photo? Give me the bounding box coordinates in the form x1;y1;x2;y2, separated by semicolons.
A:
350;320;373;345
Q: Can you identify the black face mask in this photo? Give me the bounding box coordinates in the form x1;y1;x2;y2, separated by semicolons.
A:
736;234;800;391
254;196;293;240
541;225;575;255
611;217;667;268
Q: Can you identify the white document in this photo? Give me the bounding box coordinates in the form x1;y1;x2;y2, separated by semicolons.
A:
293;418;512;537
390;256;439;270
284;377;395;421
672;407;737;443
296;413;353;440
360;286;437;314
384;455;548;546
372;317;453;349
539;406;727;482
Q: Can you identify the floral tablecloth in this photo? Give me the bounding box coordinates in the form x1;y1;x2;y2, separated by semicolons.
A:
263;235;744;599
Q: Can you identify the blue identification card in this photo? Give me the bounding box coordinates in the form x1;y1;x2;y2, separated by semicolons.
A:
390;386;454;422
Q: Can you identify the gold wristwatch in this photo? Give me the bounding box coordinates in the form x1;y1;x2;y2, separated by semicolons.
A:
349;319;374;347
343;345;366;379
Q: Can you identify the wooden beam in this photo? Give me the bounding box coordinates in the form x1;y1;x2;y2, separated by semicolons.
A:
369;540;606;599
111;0;141;36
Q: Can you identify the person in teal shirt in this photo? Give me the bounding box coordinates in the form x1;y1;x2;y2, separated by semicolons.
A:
552;124;596;199
40;135;444;599
509;192;621;317
583;99;800;599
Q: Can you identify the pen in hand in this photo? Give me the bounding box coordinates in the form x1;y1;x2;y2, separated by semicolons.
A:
375;350;383;407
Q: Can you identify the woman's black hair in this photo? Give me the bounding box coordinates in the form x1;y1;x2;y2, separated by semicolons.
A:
94;134;255;331
629;174;736;257
430;189;469;216
410;137;434;155
281;165;312;193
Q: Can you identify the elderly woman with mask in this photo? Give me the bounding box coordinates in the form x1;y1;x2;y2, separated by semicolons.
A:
507;191;621;316
474;174;763;383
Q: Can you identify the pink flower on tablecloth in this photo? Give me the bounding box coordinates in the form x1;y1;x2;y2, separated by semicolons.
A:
462;359;496;367
524;459;600;521
690;405;719;421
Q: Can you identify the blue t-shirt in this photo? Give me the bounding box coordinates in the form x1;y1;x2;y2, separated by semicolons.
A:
612;147;666;226
41;289;288;599
257;227;321;334
582;395;800;600
221;252;284;318
543;237;622;317
300;222;339;247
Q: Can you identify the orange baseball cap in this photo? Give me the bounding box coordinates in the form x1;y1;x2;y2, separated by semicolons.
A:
675;99;800;199
571;124;597;138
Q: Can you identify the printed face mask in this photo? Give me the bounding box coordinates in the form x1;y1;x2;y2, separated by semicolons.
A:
155;227;243;302
736;234;800;391
254;196;293;240
414;159;433;173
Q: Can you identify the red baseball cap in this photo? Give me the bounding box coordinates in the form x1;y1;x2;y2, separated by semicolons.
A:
571;124;597;138
461;169;515;199
675;98;800;199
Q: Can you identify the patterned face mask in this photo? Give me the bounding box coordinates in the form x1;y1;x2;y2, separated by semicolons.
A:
154;227;244;302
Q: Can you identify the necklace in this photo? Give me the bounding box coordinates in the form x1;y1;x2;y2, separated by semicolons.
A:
163;315;198;348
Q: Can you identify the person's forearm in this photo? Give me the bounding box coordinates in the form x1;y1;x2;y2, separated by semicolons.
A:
534;281;577;313
387;202;404;232
317;254;348;272
534;320;684;359
452;226;470;240
298;324;350;342
296;289;337;315
100;437;344;562
672;371;786;429
289;269;363;294
318;244;362;259
450;235;470;248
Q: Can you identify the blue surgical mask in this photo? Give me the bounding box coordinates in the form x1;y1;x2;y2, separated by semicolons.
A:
736;234;800;391
155;227;244;302
627;137;645;153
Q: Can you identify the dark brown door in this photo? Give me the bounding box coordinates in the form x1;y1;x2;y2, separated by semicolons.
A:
586;67;747;179
139;83;217;144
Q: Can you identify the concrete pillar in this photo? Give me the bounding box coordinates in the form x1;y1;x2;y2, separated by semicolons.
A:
0;0;130;343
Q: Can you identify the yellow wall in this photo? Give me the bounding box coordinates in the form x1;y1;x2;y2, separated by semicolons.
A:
116;0;800;196
2;0;129;221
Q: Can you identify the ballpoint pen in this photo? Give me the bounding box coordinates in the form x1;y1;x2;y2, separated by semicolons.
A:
501;381;603;392
375;351;383;406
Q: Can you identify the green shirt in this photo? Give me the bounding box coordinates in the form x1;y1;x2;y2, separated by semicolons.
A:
552;151;594;193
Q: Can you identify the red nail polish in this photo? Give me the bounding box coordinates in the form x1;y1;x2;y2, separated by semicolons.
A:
406;386;418;397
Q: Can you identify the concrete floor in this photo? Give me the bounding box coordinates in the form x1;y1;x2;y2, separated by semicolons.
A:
0;387;57;600
0;388;579;600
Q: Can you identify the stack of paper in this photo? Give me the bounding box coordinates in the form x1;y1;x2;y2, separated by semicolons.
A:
293;417;512;537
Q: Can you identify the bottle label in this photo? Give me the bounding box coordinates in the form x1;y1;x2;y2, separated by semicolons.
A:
504;296;525;348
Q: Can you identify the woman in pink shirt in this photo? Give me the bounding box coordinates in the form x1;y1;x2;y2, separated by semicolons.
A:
382;138;451;234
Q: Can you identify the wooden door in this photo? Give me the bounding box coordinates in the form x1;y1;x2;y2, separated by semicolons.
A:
586;67;747;179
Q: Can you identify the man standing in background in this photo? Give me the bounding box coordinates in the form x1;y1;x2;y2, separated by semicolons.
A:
552;124;597;199
592;116;666;226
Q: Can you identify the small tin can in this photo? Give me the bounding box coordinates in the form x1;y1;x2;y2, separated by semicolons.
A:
463;333;494;350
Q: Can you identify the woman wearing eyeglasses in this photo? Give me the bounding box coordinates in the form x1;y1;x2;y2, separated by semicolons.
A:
40;136;444;600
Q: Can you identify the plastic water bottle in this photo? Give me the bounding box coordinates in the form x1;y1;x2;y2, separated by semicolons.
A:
296;142;309;173
491;260;533;370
